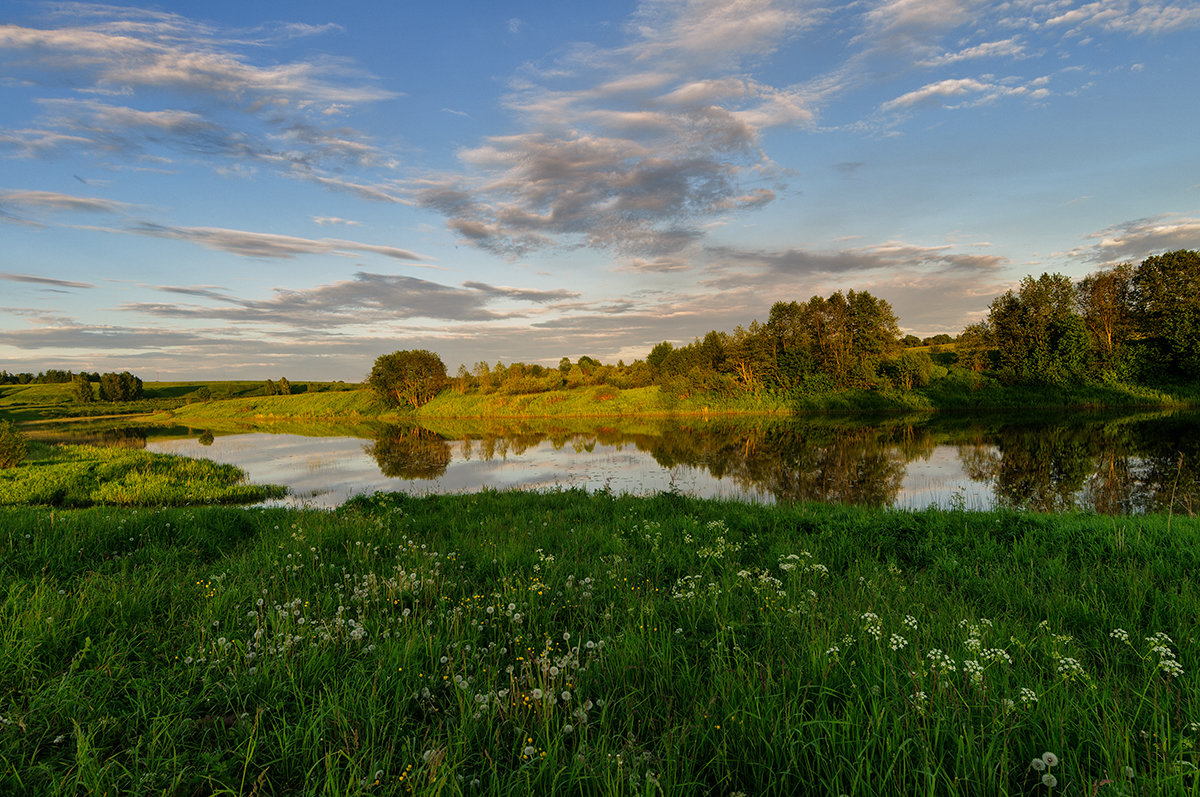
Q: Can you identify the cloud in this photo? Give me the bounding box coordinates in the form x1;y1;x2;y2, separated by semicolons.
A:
704;240;1006;285
0;322;217;351
0;272;94;289
1042;1;1200;36
0;11;394;106
115;222;429;262
409;0;827;258
0;189;130;218
122;272;580;328
615;255;693;272
313;216;361;226
880;76;1048;112
0;8;397;194
1069;214;1200;264
916;37;1028;68
460;281;580;303
857;0;977;61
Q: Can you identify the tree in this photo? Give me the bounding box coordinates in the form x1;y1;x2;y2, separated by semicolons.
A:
367;350;448;408
278;377;292;395
955;322;993;373
98;371;144;402
1076;262;1134;374
647;342;674;377
71;373;94;403
882;350;935;390
1132;249;1200;379
988;273;1088;385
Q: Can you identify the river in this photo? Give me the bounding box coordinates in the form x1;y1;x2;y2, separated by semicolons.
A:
25;408;1200;513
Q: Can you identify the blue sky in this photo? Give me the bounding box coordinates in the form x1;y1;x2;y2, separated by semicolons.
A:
2;0;1199;380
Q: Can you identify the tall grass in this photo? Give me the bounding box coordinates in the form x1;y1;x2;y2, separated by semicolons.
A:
1;492;1196;795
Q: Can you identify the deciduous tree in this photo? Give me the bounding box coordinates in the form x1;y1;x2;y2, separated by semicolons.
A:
368;350;448;409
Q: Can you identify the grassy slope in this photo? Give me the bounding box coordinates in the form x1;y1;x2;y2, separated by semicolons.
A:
1;492;1196;795
0;381;362;424
167;389;392;428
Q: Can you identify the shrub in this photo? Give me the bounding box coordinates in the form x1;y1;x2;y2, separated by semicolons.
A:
0;420;28;468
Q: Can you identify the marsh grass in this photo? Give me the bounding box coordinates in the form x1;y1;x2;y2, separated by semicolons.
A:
0;492;1196;795
0;443;285;507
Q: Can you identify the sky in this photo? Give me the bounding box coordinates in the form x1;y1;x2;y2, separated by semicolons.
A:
2;0;1199;381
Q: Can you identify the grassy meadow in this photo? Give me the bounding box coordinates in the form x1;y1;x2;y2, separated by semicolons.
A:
0;442;285;507
0;381;359;424
2;490;1197;795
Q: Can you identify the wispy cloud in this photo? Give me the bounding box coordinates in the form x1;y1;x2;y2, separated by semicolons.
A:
1042;1;1200;36
0;188;130;217
880;76;1050;113
0;271;95;289
413;0;819;257
123;272;581;328
117;222;429;262
0;7;396;191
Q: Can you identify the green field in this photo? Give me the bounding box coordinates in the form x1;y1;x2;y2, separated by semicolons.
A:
2;491;1196;795
0;381;361;424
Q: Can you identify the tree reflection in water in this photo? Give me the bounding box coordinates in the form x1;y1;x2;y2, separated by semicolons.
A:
366;425;452;479
955;411;1200;514
401;410;1199;514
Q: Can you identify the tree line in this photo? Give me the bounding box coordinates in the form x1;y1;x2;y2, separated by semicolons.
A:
369;249;1200;408
1;369;99;385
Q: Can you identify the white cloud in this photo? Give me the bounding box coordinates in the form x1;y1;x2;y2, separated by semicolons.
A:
880;76;1047;112
1069;214;1200;264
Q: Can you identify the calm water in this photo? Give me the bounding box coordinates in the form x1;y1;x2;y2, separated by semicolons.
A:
27;409;1200;512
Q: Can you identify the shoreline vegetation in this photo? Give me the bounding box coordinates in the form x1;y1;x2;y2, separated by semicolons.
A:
2;491;1196;794
5;376;1193;433
0;441;286;508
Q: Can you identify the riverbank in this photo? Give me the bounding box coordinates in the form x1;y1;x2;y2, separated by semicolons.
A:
161;378;1193;430
2;491;1195;794
5;377;1194;431
0;442;285;507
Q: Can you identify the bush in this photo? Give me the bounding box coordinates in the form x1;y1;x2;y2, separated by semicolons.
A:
0;420;28;468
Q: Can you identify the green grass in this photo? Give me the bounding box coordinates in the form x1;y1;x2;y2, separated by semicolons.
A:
0;442;285;507
421;385;792;418
0;381;362;424
7;374;1192;430
1;491;1196;795
168;389;392;427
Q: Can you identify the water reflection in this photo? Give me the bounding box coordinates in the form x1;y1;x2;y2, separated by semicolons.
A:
27;409;1200;513
367;426;452;479
955;413;1200;514
367;411;1200;513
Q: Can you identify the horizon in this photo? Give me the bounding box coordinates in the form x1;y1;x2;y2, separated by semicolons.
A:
2;0;1199;380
